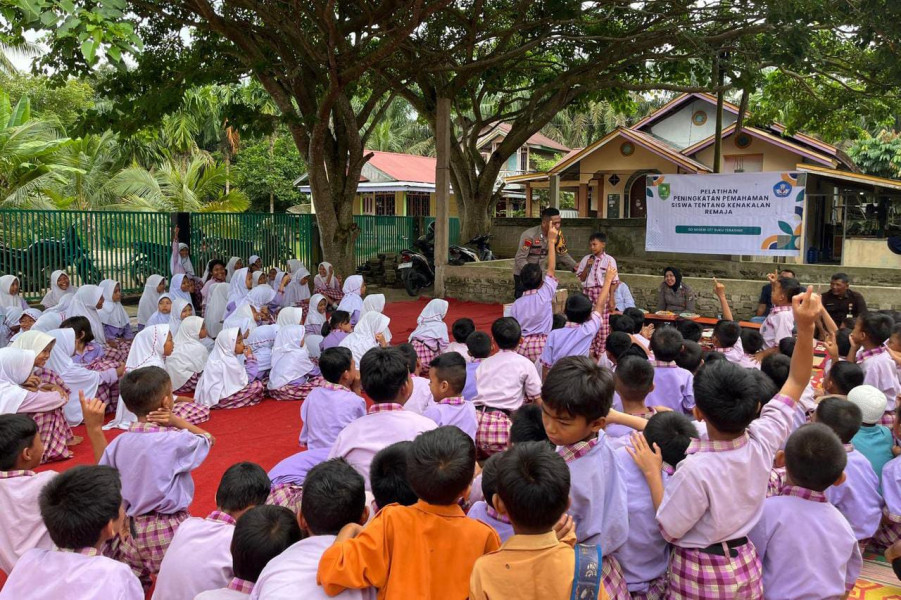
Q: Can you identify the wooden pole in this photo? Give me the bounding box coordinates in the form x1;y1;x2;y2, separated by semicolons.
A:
434;97;451;297
713;53;725;173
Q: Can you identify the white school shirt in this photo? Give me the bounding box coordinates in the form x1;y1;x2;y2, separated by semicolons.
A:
403;375;434;415
473;350;542;411
760;305;794;350
0;470;56;573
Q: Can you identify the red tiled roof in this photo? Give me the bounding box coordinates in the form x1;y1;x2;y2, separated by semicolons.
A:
364;150;437;184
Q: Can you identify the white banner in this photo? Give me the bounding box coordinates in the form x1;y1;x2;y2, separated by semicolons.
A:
645;172;804;256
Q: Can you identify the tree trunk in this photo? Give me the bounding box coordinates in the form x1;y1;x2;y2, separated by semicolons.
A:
225;155;231;194
458;196;494;244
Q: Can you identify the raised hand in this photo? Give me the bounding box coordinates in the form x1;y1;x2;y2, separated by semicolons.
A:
792;285;822;331
766;268;778;284
79;390;108;430
604;265;618;284
713;277;726;296
547;223;560;244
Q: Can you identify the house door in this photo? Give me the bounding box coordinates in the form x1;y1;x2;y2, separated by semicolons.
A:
628;175;647;218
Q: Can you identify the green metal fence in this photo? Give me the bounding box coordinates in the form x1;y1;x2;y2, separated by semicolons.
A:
353;215;460;267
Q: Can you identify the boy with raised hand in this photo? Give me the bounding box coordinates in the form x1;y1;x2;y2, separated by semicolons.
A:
510;222;559;363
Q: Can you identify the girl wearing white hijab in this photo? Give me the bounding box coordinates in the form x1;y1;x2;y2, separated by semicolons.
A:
222;304;258;335
98;280;134;351
314;261;343;304
336;275;365;326
304;294;328;337
246;324;279;376
204;283;229;339
361;293;392;343
0;275;28;311
251;271;268;288
0;346;73;462
339;311;390;364
195;328;264;409
41;270;76;309
168;298;194;337
225;257;243;282
13;308;42;339
225;267;252;318
47;328;118;425
283;266;311;311
137;275;166;330
1;307;24;347
409;299;450;376
145;294;173;328
170;228;196;277
11;330;72;447
67;285;129;364
169;273;194;307
268;325;319;401
277;306;305;328
166;316;210;395
248;255;263;272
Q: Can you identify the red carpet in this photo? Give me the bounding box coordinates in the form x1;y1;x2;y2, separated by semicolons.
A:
385;297;504;344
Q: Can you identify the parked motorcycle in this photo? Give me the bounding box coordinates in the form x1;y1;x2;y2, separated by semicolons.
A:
398;226;495;295
449;233;494;265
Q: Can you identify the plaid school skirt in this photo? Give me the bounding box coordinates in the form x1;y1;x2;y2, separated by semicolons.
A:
212;379;264;410
475;408;512;459
269;376;324;402
585;288;611;359
267;483;304;514
172;400;211;425
666;542;762;600
316;286;344;305
109;510;190;590
103;340;131;363
630;576;667;600
28;408;73;464
602;554;631;600
411;338;442;376
173;372;200;395
871;509;901;553
516;334;548;363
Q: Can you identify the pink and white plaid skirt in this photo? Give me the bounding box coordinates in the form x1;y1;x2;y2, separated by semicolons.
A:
666;543;762;600
172;400;211;425
28;408;73;464
602;554;631;600
270;377;324;402
173;372;200;395
871;509;901;553
516;334;548;363
103;340;131;363
475;408;511;459
630;576;667;600
86;356;122;374
267;483;303;514
212;379;264;410
411;338;442;376
109;510;190;589
316;286;344;304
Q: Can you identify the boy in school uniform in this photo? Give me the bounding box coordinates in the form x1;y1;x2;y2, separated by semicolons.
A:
577;232;620;359
96;366;214;588
370;442;418;512
850;312;901;424
510;223;560;362
153;462;272;600
541;356;631;599
605;356;657;448
462;331;491;401
251;459;373;600
444;318;474;362
473;317;543;458
318;427;502;600
757;275;803;356
617;413;697;599
470;441;609;600
628;286;821;599
397;343;435;415
0;414;55;573
0;465;142;599
712;278;757;369
300;347;366;450
749;424;862;599
847;384;895;486
423;352;478;440
645;327;695;414
539;266;617;377
328;347;437;490
196;505;301;599
816;396;884;545
466;453;515;543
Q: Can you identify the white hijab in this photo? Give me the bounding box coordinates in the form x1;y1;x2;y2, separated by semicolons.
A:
98;280;130;329
337;275;364;316
176;243;195;276
410;299;449;343
314;262;339;290
249;255;262;269
166;316;209;391
270;270;287;293
242;285;276;311
0;347;35;414
138;275;165;325
0;275;25;310
11;330;54;357
32;312;62;333
47;328;100;425
195;328;248;407
225;257;242;283
169;273;193;305
46;293;73;318
246;324;279;372
169;298;194;337
287;260;305;275
223;304;257;334
69;285;107;345
205;283;230;339
361;294;392;343
305;294;328;329
228;267;251;307
283;267;311;307
277;307;305;327
306;334;324;359
106;324;171;430
41;270;75;308
269;325;314;390
146;294;172;328
340;311;390;364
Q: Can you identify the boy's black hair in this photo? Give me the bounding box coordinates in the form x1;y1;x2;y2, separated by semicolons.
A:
893;322;901;336
541;207;560;219
319;347;353;384
784;423;848;492
494;442;570;532
466;331;492;359
321;310;350;337
429;352;467;394
451;318;476;343
510;404;550;445
609;314;635;334
360;347;411;403
828;361;864;395
302;459;366;535
623;307;645;332
551;313;567;330
491;317;521;351
119;366;171;416
407;426;476;505
542;356;614;421
520;263;543;291
622;345;650;360
589;231;607;243
746;369;779;408
675;340;703;373
760;354;791;389
615;355;654;395
39;465;122;549
778;337;796;358
643;412;697;467
651;326;684;362
694;361;760;434
835;329;852;357
60;315;94;345
370;441;418;509
231;505;301;582
740;329;764;355
713;320;741;349
396;343;419;375
563;293;593;325
0;414;37;471
675;320;702;343
702;350;728;364
816;396;863;443
777;276;803;302
215;462;271;513
859;312;894;345
604;332;634;360
480;452;502;509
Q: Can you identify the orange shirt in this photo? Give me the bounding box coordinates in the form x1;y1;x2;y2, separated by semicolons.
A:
469;531;609;600
317;500;501;600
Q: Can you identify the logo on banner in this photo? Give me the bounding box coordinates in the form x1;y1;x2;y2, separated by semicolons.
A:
658;183;671;200
773;181;792;198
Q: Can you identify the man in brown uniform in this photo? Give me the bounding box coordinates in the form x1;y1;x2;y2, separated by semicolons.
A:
513;208;577;298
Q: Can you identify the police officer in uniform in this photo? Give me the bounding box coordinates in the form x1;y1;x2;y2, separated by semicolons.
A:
513;207;577;298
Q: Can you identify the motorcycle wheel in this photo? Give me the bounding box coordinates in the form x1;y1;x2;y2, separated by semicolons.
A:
405;271;426;297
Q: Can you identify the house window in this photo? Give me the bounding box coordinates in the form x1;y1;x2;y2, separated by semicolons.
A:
362;194;375;215
406;192;431;216
724;154;763;173
375;193;395;215
519;148;529;171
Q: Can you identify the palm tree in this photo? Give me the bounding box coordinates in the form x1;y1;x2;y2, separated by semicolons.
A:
0;40;41;77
